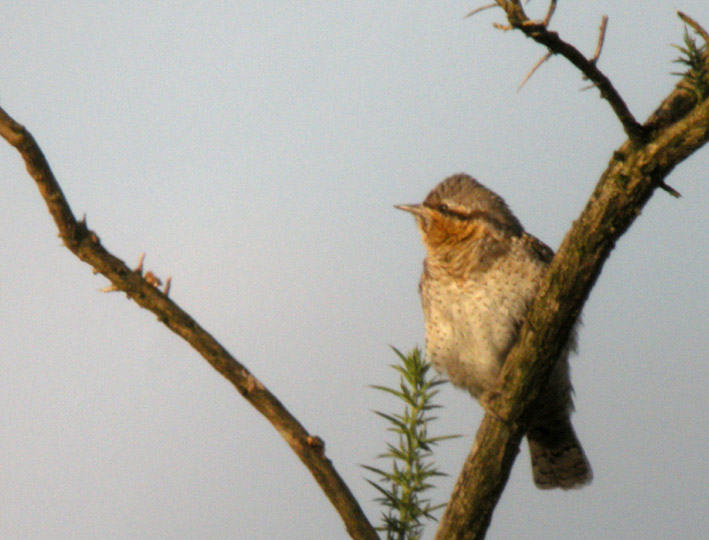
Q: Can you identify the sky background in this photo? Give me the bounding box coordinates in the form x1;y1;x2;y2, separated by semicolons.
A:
1;3;707;539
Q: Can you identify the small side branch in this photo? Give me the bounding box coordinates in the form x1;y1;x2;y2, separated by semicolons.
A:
590;16;609;64
580;16;609;91
465;3;497;19
542;0;557;27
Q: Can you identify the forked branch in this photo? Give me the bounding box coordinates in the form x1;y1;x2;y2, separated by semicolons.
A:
493;0;646;141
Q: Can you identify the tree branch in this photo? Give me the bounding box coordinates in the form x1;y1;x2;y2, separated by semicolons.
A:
0;106;379;540
494;0;646;141
435;11;709;540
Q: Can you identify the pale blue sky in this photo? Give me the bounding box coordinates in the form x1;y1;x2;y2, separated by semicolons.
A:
1;3;707;539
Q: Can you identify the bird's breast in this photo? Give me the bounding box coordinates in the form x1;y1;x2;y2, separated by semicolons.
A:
420;261;539;397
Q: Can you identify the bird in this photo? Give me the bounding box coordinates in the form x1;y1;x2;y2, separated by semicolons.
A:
396;173;592;489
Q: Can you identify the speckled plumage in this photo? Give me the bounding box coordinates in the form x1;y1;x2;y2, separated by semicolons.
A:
397;173;592;489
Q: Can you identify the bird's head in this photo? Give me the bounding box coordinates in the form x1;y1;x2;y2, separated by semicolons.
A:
396;173;523;256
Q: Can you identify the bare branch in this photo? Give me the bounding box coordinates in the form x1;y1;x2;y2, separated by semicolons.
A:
435;29;709;540
493;1;646;141
0;106;379;540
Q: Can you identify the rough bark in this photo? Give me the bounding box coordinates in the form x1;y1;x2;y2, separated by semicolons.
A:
434;4;709;539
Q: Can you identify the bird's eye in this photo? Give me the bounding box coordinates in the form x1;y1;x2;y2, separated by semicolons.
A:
438;204;450;215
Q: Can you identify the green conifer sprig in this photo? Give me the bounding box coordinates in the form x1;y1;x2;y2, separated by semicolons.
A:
364;347;459;540
672;26;709;100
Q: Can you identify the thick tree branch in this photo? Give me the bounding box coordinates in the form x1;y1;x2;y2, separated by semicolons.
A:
0;106;378;540
435;13;709;540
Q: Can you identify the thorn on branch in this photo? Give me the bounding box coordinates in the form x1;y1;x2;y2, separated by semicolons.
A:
519;51;553;90
99;284;120;293
542;0;557;27
164;276;172;297
134;253;165;288
464;3;497;19
658;181;682;198
135;252;145;275
493;22;514;31
98;252;166;293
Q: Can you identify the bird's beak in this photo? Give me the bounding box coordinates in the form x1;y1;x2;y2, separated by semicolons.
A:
394;203;424;216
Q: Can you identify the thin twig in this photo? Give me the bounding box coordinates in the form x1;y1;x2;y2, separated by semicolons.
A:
580;16;609;91
542;0;557;27
518;51;553;90
591;15;609;64
465;3;498;19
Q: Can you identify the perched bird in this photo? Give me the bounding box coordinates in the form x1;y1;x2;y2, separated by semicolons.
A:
396;173;592;489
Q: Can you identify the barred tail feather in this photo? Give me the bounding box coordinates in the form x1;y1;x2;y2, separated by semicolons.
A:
527;419;592;490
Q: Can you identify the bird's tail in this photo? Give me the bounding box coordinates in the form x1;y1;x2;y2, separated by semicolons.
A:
526;418;592;489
